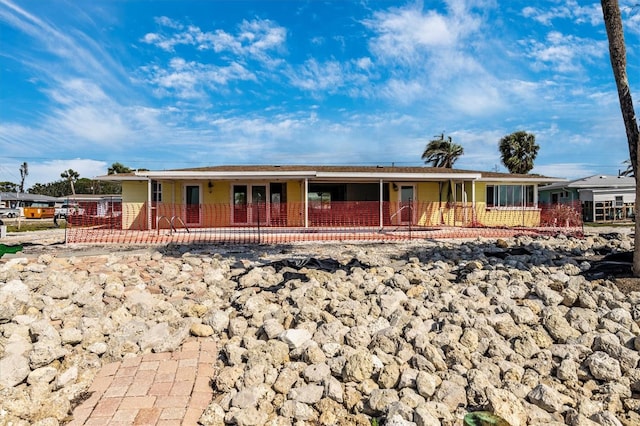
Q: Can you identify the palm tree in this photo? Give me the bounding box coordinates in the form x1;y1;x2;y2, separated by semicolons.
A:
61;169;80;196
19;162;28;193
499;131;540;174
601;0;640;276
421;133;464;168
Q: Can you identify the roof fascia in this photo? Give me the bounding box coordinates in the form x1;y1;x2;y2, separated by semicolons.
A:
95;175;147;181
314;172;482;180
136;171;318;180
135;170;484;181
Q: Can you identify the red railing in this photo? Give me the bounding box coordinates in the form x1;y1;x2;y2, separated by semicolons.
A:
64;201;583;244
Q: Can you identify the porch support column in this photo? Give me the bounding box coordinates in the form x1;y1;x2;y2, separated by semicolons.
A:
379;179;384;229
304;178;309;228
533;184;538;207
471;181;476;206
172;180;176;218
461;180;466;223
147;178;152;230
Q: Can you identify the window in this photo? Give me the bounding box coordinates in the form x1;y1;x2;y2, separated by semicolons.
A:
615;196;623;207
309;192;331;209
152;181;162;202
486;185;535;208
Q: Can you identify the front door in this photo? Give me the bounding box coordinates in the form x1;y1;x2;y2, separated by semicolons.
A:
251;185;267;224
400;185;414;223
233;185;269;224
233;185;248;224
185;185;201;225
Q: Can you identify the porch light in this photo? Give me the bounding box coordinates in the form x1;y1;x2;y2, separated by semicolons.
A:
208;181;214;193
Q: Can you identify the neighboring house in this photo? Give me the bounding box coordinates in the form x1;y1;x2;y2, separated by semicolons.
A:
0;192;59;216
97;165;564;231
58;194;122;217
538;174;635;222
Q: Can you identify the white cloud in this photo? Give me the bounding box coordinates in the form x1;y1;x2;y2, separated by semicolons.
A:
42;79;133;144
142;59;256;98
365;8;451;64
524;31;606;73
287;59;346;92
522;2;603;26
141;17;287;60
379;79;426;105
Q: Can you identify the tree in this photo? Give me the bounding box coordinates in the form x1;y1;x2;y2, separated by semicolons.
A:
19;162;28;193
421;133;464;168
498;131;540;174
620;159;634;177
0;181;18;192
601;0;640;276
60;169;80;196
108;162;132;175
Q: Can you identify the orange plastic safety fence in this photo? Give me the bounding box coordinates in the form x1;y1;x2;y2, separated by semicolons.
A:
64;201;583;245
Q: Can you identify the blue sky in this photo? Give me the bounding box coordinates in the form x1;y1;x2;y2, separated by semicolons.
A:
1;0;639;188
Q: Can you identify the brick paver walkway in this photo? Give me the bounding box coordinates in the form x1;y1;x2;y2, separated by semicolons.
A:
68;338;217;426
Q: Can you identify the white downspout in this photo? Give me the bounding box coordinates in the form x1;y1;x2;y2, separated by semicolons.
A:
147;178;152;230
379;179;384;229
304;178;309;228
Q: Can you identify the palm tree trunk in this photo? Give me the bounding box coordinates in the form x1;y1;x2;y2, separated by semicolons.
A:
601;0;640;276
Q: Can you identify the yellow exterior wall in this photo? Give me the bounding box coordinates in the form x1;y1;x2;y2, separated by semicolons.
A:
476;182;487;202
474;182;540;227
120;178;541;230
122;181;148;229
286;180;304;226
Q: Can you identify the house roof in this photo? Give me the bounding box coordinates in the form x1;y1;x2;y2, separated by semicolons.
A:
58;194;122;202
96;165;564;184
539;174;635;191
0;192;59;202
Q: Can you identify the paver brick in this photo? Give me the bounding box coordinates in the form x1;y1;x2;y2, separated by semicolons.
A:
115;365;139;377
119;396;157;410
112;408;139;423
189;391;213;410
134;407;162;425
148;381;173;396
92;397;122;417
103;385;129;398
175;366;197;381
96;362;121;377
122;357;142;368
160;406;186;420
139;360;161;371
155;395;190;409
142;352;172;362
169;380;193;396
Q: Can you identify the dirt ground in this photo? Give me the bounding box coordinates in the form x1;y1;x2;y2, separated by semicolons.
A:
2;225;639;293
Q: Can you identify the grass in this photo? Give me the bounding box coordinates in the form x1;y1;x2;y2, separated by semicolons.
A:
5;220;61;233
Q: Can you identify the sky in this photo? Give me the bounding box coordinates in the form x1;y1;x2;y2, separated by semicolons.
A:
1;0;639;189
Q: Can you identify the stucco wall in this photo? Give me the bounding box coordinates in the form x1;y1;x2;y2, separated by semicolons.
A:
122;181;147;229
120;178;541;229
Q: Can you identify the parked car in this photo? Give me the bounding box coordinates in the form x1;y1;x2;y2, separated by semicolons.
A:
0;208;20;218
54;204;85;219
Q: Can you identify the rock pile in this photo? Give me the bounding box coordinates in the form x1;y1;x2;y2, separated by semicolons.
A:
0;233;639;425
